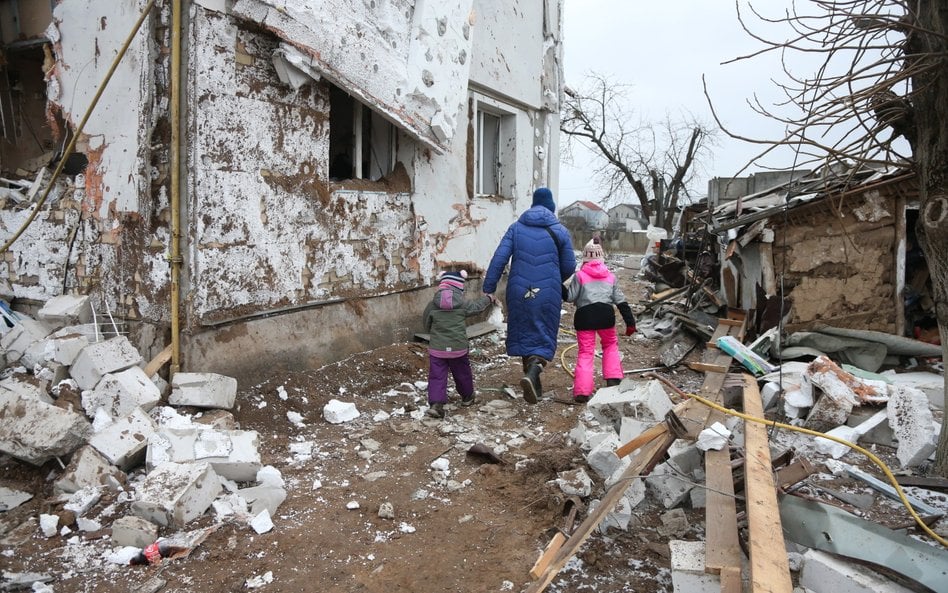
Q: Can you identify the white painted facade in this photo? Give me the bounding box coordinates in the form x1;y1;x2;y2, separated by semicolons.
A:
0;0;564;380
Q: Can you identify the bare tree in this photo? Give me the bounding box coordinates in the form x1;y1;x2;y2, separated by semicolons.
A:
708;0;948;475
560;74;715;232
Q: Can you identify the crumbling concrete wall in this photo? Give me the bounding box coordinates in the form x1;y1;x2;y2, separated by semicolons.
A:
771;190;899;332
1;0;564;382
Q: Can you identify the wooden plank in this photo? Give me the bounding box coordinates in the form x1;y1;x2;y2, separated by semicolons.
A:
526;431;676;592
705;447;741;576
616;423;668;459
742;375;793;593
529;532;565;579
774;458;816;491
687;361;730;374
720;566;742;593
143;344;173;377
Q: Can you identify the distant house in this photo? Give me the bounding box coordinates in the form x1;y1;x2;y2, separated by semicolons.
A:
559;200;608;229
607;203;647;231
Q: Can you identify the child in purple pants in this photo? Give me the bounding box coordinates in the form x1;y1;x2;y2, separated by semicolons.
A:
564;238;636;403
423;270;494;418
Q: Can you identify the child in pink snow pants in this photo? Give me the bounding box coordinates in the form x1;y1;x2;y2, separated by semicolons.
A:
564;237;637;403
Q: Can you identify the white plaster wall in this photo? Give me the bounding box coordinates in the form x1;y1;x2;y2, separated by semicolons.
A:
48;0;153;216
188;9;424;319
469;0;544;108
230;0;474;152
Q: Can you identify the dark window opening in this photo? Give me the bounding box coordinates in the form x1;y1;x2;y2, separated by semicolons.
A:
328;84;395;182
0;43;66;177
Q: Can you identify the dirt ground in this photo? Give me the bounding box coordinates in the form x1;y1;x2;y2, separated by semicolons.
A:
2;270;946;593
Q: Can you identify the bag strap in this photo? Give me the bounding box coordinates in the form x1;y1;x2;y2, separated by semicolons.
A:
544;225;562;253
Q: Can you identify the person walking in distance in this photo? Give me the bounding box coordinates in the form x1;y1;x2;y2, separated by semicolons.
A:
483;187;576;403
423;270;495;419
564;236;636;403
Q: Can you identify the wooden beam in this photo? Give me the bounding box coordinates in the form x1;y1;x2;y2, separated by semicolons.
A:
615;423;668;459
529;532;565;579
143;344;173;378
526;431;676;592
704;447;741;577
720;566;742;593
687;361;730;374
742;375;793;593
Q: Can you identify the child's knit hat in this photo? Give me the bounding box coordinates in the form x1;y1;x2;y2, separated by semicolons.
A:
583;237;605;262
438;270;467;290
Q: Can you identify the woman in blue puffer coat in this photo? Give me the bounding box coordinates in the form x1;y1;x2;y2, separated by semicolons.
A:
483;187;576;403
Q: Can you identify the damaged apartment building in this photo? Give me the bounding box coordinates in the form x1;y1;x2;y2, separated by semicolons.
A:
0;0;565;382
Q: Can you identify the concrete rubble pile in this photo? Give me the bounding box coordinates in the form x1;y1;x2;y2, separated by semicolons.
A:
557;354;946;593
0;294;280;562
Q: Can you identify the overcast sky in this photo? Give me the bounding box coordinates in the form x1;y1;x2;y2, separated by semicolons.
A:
558;0;802;208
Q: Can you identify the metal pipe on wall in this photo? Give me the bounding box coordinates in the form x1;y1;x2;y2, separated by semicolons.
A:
170;0;183;376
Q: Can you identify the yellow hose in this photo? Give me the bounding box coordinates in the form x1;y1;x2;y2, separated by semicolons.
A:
681;389;947;548
556;329;947;547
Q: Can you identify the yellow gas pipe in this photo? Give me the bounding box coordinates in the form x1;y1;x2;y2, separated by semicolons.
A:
170;0;183;377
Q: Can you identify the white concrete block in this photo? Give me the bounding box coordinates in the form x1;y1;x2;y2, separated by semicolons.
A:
887;385;938;467
646;462;694;509
618;417;650;445
586;432;622;480
82;366;161;419
667;439;702;474
588;379;674;432
131;461;222;528
0;318;52;362
800;549;914;593
44;332;90;366
37;295;92;328
146;427;261;481
110;515;158;548
323;399;360;423
88;407;156;470
845;407;895;447
237;485;287;517
555;468;592;497
54;445;126;493
594;494;633;533
670;540;719;593
70;336;143;391
882;370;944;410
170;372;237;409
690;486;706;508
0;377;52;404
0;389;91;465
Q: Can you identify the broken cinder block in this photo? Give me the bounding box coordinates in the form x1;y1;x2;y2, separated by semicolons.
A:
131;461;222;528
587;379;674;433
110;515;159;548
54;445;126;494
0;389;91;465
70;336;143;391
37;295;92;329
81;366;161;419
146;427;261;481
170;372;237;410
886;385;938;468
88;407;157;470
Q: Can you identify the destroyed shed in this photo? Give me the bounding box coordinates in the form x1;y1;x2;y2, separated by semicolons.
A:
0;0;565;383
704;164;932;341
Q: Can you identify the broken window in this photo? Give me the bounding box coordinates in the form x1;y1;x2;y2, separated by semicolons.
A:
328;84;395;182
473;101;514;198
0;41;63;177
